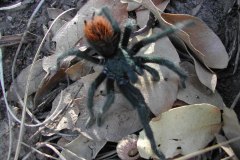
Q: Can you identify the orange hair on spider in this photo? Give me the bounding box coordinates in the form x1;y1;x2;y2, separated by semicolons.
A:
84;16;114;42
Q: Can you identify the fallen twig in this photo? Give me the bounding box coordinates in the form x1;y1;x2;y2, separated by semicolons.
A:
175;136;240;160
13;1;46;159
0;34;35;48
22;142;59;160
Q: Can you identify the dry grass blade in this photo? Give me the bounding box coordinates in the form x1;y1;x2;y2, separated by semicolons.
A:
6;112;13;160
13;0;46;159
0;42;13;160
0;34;35;47
24;142;67;160
29;91;64;127
230;89;240;109
174;136;240;160
13;4;75;160
37;142;67;160
21;142;58;160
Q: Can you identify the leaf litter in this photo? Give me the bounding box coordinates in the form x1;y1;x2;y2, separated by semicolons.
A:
137;103;222;159
3;0;240;159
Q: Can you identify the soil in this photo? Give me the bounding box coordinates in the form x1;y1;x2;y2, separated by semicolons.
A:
0;0;240;159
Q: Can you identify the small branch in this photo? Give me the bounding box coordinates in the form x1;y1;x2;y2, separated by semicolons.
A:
174;136;240;160
231;88;240;109
13;1;46;159
36;142;67;160
0;34;35;48
22;142;58;160
6;112;13;160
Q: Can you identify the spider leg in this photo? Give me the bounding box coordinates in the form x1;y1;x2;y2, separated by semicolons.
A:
56;47;103;69
96;78;115;126
118;82;166;159
129;20;193;56
134;65;144;76
100;6;121;34
86;72;106;128
136;56;187;87
141;64;160;81
124;65;138;83
131;12;157;37
121;19;134;48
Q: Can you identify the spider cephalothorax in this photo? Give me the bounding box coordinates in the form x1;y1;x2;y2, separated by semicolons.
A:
56;7;190;160
84;15;121;57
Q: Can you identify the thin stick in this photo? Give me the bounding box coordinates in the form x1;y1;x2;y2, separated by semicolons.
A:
14;6;75;159
37;142;67;160
13;1;46;159
27;91;64;127
231;88;240;109
174;136;240;160
221;155;236;160
47;142;85;160
21;142;58;160
0;43;13;160
11;0;43;125
6;112;13;160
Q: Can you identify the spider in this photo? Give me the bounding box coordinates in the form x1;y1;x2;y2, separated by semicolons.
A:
55;7;189;160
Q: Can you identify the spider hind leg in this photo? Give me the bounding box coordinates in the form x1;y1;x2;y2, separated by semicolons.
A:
118;82;166;159
136;56;187;88
85;72;106;128
141;64;160;81
96;78;115;126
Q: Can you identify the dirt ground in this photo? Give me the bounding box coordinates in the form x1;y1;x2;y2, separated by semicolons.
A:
0;0;240;159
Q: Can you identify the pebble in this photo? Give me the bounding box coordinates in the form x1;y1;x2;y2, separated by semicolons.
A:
7;16;12;21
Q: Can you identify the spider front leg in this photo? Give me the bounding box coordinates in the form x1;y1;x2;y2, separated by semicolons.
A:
96;78;115;126
86;72;106;128
55;47;103;69
136;56;187;88
131;12;157;37
100;6;121;35
118;82;166;160
129;20;193;56
121;19;135;48
141;64;160;81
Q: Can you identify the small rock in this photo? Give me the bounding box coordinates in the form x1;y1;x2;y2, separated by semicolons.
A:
7;16;12;21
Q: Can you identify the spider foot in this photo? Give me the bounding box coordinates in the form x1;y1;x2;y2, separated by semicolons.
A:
151;76;160;81
96;113;103;127
179;74;187;88
85;116;96;128
181;79;187;88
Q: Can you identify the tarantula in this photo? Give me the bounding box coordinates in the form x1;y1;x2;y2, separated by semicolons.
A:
55;7;189;159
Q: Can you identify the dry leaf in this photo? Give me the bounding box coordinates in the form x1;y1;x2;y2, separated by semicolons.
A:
222;107;240;158
130;0;229;69
120;0;141;11
161;13;229;69
47;8;72;20
7;59;46;102
42;80;83;136
170;36;217;91
34;68;67;108
135;0;170;28
177;61;225;109
47;8;72;35
65;60;93;81
61;134;106;160
137;103;222;159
